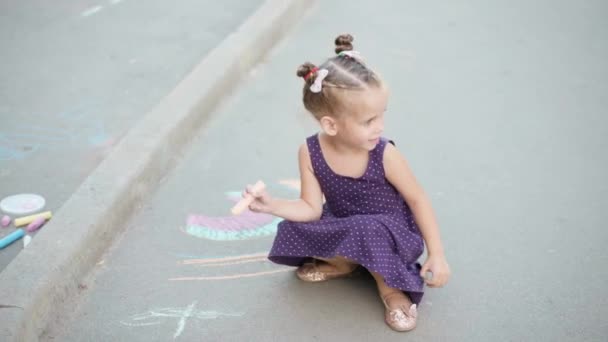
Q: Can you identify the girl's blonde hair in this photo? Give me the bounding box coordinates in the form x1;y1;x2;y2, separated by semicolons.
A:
296;34;382;119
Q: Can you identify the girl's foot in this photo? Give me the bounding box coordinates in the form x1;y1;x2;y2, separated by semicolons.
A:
381;291;417;332
369;272;417;332
296;259;357;282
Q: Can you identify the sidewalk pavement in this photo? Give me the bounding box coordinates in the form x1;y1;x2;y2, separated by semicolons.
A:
48;0;608;341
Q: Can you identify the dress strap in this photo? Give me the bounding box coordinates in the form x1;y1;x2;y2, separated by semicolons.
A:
370;138;388;162
367;138;394;180
306;133;324;175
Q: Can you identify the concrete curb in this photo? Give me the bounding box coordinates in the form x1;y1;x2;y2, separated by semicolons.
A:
0;0;312;340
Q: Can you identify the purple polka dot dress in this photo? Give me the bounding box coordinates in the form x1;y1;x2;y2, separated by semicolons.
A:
269;134;425;304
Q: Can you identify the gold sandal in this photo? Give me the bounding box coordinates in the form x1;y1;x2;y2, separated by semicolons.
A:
296;260;357;282
382;292;418;332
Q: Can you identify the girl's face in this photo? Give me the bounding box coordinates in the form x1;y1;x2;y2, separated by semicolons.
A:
335;86;388;151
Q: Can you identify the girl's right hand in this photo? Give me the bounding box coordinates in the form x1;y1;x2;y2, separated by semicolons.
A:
243;184;273;214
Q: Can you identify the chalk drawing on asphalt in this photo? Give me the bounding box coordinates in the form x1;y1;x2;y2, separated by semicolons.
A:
120;301;243;339
182;192;280;241
179;252;269;267
169;253;292;282
181;180;301;241
81;0;126;18
169;268;291;281
0;106;111;161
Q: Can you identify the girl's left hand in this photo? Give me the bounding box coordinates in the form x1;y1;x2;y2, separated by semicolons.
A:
420;254;451;288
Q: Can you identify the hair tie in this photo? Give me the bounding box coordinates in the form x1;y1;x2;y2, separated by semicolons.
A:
304;67;319;81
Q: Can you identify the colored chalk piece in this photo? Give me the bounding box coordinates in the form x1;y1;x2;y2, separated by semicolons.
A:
23;235;32;248
0;229;25;249
1;215;10;227
231;181;265;215
26;217;46;232
14;211;52;227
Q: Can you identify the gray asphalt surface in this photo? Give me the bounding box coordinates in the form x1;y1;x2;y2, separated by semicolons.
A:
0;0;262;270
33;0;608;341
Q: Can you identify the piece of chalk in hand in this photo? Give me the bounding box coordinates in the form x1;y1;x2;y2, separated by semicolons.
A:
26;217;47;232
1;215;10;227
231;180;266;215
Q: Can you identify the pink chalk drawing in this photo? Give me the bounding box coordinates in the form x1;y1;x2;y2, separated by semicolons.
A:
180;252;269;267
182;180;301;241
169;253;291;282
182;192;280;241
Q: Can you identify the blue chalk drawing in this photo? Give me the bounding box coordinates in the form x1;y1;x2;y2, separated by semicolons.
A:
0;105;110;161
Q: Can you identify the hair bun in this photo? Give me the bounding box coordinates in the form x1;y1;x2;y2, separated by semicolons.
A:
297;62;317;79
334;33;354;54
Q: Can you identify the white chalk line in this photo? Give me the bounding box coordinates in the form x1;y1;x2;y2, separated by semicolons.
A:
120;321;161;327
81;0;125;18
174;301;195;338
81;6;102;17
120;301;244;339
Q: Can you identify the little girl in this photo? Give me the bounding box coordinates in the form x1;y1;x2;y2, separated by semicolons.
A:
243;34;450;332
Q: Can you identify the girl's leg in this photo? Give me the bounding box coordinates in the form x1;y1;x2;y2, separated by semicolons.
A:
370;271;413;307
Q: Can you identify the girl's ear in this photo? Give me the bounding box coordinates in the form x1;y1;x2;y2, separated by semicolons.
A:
320;116;338;136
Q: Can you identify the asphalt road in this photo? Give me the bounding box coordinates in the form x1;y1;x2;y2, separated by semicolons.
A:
0;0;262;271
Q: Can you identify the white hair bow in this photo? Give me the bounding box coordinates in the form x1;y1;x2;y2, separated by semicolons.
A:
339;50;364;63
310;68;329;93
